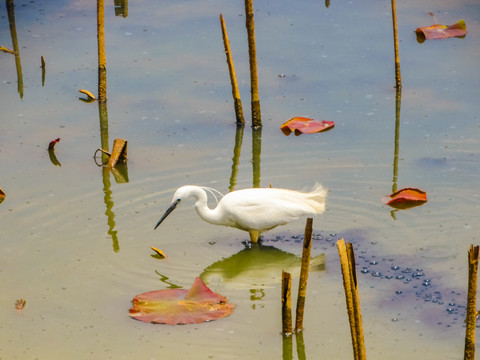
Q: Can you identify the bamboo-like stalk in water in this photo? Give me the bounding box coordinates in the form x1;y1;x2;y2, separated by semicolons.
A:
464;245;479;360
244;0;262;128
337;239;366;360
295;218;313;332
97;0;107;102
281;270;293;335
220;14;245;125
391;0;402;89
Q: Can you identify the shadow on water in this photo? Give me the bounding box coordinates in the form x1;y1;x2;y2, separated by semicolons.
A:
200;241;325;291
229;124;244;192
95;0;130;252
390;87;402;220
6;0;23;99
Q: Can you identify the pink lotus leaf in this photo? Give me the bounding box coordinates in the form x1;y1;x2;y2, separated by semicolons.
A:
129;277;235;325
281;117;335;136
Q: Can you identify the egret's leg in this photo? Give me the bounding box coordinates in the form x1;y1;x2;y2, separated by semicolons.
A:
249;230;260;243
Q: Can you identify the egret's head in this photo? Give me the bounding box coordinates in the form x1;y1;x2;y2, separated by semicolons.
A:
154;186;196;230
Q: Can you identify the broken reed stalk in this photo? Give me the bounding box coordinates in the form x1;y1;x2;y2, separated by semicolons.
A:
107;139;128;167
464;245;479;360
337;239;366;360
97;0;107;102
295;217;313;332
391;0;402;89
220;14;245;125
244;0;262;128
281;270;293;335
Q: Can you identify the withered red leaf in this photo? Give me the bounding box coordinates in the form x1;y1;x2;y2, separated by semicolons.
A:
281;117;335;136
415;20;467;41
384;187;427;209
129;277;235;325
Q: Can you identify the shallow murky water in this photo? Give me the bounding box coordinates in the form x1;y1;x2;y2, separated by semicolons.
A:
1;0;479;359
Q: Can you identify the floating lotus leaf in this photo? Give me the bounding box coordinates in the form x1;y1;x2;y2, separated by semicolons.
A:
415;20;467;42
384;187;427;209
281;117;335;136
129;277;235;325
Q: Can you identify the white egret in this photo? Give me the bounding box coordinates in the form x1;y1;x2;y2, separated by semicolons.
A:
154;184;327;242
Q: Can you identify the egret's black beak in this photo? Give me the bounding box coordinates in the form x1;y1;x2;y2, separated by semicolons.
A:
154;199;180;230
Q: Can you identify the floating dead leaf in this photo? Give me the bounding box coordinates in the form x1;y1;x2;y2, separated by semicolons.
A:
47;138;61;166
78;89;96;102
48;138;61;150
0;46;14;54
415;20;467;42
384;187;427;209
151;246;167;259
281;117;335;136
15;298;26;310
129;277;235;325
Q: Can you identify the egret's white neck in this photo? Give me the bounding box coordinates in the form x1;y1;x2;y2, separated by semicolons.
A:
189;187;224;225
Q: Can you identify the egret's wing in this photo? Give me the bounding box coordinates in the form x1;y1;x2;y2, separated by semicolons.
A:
220;188;325;231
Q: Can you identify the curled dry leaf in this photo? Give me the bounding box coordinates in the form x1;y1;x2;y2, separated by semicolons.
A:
415;20;467;42
129;277;235;325
78;89;96;102
281;117;335;136
48;138;61;150
0;46;15;54
384;187;427;209
151;246;167;259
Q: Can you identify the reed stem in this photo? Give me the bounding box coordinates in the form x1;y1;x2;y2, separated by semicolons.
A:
295;218;313;332
391;0;402;89
97;0;107;102
220;14;245;125
464;245;479;360
337;239;366;360
244;0;262;128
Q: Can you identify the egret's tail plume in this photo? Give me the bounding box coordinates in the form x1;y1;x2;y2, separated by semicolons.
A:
306;183;327;214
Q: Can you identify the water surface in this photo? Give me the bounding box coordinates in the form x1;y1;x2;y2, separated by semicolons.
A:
1;0;479;359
